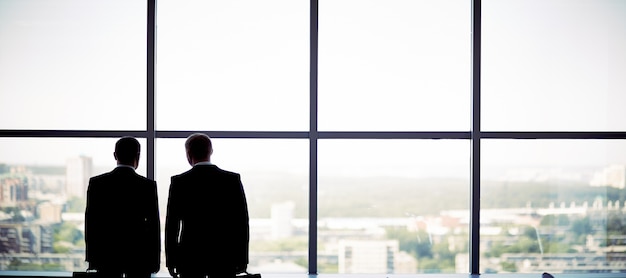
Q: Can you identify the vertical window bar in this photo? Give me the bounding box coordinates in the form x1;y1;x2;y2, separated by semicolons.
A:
470;0;482;275
309;0;319;274
147;0;156;180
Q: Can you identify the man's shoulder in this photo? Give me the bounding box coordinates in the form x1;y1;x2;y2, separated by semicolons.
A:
136;174;157;187
89;171;112;182
215;166;240;177
210;166;242;182
132;170;155;182
171;168;193;178
174;165;240;180
91;168;154;185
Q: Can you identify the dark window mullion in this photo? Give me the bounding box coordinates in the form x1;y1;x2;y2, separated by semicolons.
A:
309;0;319;275
147;0;156;180
470;0;482;275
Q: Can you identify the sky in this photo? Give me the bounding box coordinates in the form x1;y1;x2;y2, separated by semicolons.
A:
1;0;626;177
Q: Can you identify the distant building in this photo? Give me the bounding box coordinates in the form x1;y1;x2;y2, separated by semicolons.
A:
394;250;418;273
338;239;400;274
590;164;626;189
0;252;84;271
501;252;626;273
0;175;29;206
0;223;53;254
65;156;92;199
271;201;295;239
37;202;63;223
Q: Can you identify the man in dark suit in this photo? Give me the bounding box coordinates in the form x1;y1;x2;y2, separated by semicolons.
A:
165;133;250;278
84;136;161;278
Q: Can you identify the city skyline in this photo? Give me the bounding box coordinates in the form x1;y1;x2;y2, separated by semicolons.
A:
2;159;625;274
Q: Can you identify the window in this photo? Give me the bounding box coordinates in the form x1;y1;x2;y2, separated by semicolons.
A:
1;0;625;276
0;0;146;130
482;0;626;131
156;0;309;131
0;137;147;271
156;139;309;273
480;140;626;273
318;0;470;131
318;140;469;273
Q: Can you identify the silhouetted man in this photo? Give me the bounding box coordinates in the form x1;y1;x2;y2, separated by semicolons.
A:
85;137;161;278
165;133;250;278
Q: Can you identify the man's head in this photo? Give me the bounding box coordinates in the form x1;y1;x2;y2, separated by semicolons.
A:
185;133;213;165
114;136;140;169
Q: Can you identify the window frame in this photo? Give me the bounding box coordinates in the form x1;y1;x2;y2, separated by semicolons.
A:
2;0;626;276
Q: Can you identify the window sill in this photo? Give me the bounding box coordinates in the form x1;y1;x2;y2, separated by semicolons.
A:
1;272;626;278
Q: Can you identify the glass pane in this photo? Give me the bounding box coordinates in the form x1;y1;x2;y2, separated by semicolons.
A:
482;0;626;131
156;138;309;274
0;137;147;272
318;0;471;131
0;0;147;130
481;139;626;274
318;140;469;274
156;0;309;131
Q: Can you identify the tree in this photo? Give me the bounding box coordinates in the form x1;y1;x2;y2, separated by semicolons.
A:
66;196;86;213
571;216;592;244
500;261;517;272
607;215;625;235
52;222;84;252
540;214;570;226
385;227;433;259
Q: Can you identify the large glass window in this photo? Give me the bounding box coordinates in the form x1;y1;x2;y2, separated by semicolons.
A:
482;0;626;131
318;140;469;274
0;0;147;130
480;140;626;274
0;137;147;271
1;0;626;277
318;0;471;131
156;0;309;131
156;139;309;274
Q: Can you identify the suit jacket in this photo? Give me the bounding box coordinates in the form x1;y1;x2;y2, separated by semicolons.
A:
165;164;249;273
85;166;161;273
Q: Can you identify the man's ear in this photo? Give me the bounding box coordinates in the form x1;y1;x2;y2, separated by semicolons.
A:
134;153;140;168
113;152;118;161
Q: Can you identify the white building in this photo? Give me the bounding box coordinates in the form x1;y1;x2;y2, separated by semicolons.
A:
590;164;626;189
65;156;92;199
338;239;402;274
271;201;295;239
37;201;63;223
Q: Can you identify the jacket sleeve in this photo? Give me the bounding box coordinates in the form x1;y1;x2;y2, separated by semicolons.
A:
84;177;100;266
165;176;180;268
234;174;250;266
148;180;161;272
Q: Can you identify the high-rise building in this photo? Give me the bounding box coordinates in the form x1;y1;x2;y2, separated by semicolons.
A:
590;164;626;189
65;156;92;199
271;201;295;239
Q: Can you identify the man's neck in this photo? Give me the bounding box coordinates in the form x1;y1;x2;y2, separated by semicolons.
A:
192;159;212;166
116;163;136;169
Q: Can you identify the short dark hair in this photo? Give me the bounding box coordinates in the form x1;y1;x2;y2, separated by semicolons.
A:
115;136;140;164
185;133;212;160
